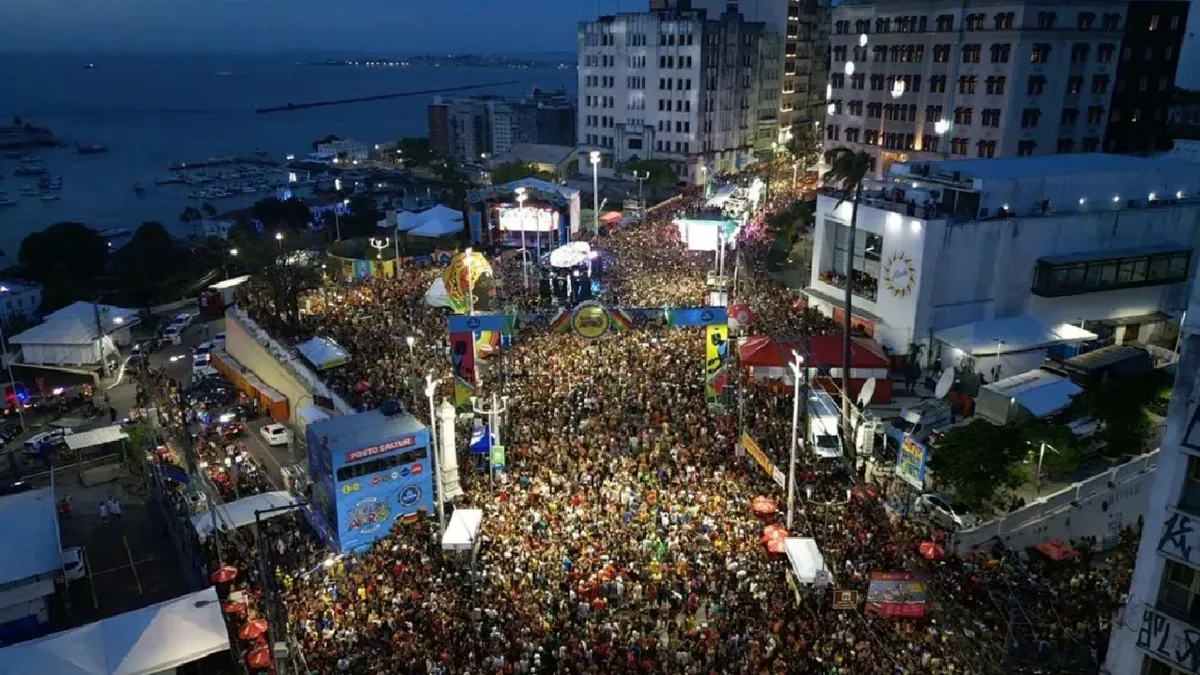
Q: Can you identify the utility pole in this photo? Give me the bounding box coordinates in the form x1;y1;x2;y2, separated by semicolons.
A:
93;293;109;378
786;351;804;529
633;170;649;222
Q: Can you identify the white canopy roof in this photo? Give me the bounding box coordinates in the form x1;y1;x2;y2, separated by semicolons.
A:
396;205;465;233
44;302;140;334
9;318;100;346
784;537;829;586
0;586;230;675
191;491;298;539
935;316;1097;356
408;218;465;238
297;336;350;370
442;508;483;551
65;425;129;452
424;277;453;309
548;241;592;268
0;488;61;586
983;369;1084;418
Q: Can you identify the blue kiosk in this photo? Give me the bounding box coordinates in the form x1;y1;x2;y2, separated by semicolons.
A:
306;409;433;552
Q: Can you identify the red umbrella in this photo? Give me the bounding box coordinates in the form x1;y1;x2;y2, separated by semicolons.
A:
220;601;247;616
247;646;272;670
919;541;946;561
761;524;788;545
238;618;269;640
751;496;777;516
210;565;238;584
766;537;787;554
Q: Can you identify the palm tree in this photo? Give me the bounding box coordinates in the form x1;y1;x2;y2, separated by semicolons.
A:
823;147;871;466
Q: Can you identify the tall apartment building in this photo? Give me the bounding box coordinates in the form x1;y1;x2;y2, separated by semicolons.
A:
659;0;831;153
825;0;1131;177
1104;1;1189;154
578;7;782;185
1103;293;1200;675
426;90;576;164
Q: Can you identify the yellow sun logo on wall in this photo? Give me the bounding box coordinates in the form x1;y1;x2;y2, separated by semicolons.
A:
882;251;916;298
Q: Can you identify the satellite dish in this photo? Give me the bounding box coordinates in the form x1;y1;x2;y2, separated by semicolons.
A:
934;368;955;399
857;377;877;407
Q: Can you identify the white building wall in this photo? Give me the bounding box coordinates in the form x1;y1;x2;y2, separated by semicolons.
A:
810;192;1200;354
1103;295;1200;675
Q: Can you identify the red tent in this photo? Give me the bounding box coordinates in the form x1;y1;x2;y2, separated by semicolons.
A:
738;336;800;368
806;335;889;369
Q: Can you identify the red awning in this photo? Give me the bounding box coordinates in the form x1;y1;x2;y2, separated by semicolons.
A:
1033;539;1079;561
739;336;801;368
805;335;889;369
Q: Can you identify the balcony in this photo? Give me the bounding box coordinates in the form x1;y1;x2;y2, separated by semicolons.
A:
817;270;879;302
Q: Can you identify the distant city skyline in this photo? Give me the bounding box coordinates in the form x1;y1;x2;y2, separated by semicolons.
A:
0;0;635;54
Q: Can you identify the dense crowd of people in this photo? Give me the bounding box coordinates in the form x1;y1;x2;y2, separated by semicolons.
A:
207;166;1139;675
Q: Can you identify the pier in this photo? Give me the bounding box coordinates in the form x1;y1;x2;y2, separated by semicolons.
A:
168;156;281;171
254;81;520;113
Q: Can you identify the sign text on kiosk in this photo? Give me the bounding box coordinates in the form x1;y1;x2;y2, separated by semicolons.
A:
344;435;417;464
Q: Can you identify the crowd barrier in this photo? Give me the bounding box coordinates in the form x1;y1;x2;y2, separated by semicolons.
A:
948;450;1158;556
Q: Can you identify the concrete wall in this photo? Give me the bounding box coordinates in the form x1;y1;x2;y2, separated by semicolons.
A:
948;451;1158;556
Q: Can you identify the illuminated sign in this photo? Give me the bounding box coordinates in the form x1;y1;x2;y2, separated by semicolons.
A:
344;435;417;464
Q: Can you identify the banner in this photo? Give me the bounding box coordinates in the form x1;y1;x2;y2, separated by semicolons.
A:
450;331;476;406
832;590;860;610
741;432;777;484
895;433;929;490
705;324;729;403
491;444;506;470
866;572;928;618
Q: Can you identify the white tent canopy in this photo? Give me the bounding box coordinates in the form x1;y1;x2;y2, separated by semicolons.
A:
297;336;350;370
442;508;483;551
191;491;298;539
784;537;830;587
935;316;1097;356
0;586;230;675
409;218;465;238
396;205;464;233
64;425;129;452
425;277;453;309
548;241;592;268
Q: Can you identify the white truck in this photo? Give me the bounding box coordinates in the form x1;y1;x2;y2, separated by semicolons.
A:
807;390;844;459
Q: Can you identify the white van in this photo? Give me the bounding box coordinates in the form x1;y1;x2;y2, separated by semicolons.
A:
806;390;844;459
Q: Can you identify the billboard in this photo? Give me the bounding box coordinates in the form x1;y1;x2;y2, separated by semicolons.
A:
499;206;557;232
705;323;729;403
865;572;928;618
895;433;928;490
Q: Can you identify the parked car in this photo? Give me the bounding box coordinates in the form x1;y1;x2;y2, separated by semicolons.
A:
128;343;144;365
192;341;213;359
218;404;255;423
23;428;75;455
0;422;24;444
162;324;183;345
260;424;292;447
172;312;194;329
918;492;980;530
218;421;247;439
59;546;86;583
192;354;218;378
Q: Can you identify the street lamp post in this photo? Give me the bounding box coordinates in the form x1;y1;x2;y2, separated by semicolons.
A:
369;237;389;260
786;351;805;529
1036;441;1059;496
0;287;26;430
804;486;853;541
227;248;238;280
515;187;529;289
425;374;447;538
589;150;601;236
632;170;649;222
471;392;509;487
275;231;284;250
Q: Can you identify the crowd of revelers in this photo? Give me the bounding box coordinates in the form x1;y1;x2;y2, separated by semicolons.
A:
215;171;1139;675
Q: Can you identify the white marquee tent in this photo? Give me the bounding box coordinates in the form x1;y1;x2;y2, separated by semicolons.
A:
9;319;118;367
191;491;299;540
396;205;464;233
784;537;830;587
409;218;465;238
0;586;230;675
442;508;483;551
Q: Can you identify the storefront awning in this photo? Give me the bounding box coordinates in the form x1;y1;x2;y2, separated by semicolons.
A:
936;316;1096;356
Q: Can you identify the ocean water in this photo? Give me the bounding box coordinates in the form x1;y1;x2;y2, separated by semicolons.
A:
0;52;576;251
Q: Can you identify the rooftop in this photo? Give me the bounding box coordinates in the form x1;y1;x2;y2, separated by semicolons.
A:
0;487;61;585
308;409;428;454
491;143;576;169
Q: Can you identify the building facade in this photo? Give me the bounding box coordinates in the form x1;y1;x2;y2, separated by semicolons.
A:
577;7;782;185
805;154;1200;356
0;282;41;323
825;0;1129;177
427;90;577;164
1102;289;1200;675
1104;0;1190;154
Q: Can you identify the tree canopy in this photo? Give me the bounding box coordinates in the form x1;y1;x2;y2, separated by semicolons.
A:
1070;375;1157;455
110;222;188;305
334;196;384;240
397;137;436;167
17;222;108;311
253;197;313;233
617;156;677;192
765;199;814;244
491;160;556;185
925;420;1026;509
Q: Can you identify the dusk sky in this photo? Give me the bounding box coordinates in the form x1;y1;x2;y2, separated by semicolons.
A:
0;0;637;53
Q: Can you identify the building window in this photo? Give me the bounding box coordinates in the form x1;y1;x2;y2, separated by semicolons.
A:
1031;44;1052;63
1149;14;1160;31
981;108;1001;127
958;76;977;95
936;14;954;32
829;221;882;302
1087;106;1104;125
929;76;947;94
1159;559;1200;624
962;44;982;63
1102;13;1121;30
926;104;944;120
1092;75;1110;94
953;107;973;125
1032;249;1191;296
923;135;940;153
1082;136;1100;152
1021;108;1041;128
1027;76;1047;95
1070;43;1090;63
951;137;969;155
995;12;1014;30
1037;12;1057;29
1171;15;1181;30
965;13;984;30
1077;12;1096;30
1097;44;1115;63
933;44;951;63
976;140;996;158
986;76;1006;95
1017;140;1036;156
991;44;1011;63
1061;108;1079;126
1066;76;1083;95
1056;138;1075;153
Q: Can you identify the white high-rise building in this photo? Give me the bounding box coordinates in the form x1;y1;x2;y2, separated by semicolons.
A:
578;6;782;185
1103;291;1200;675
825;0;1128;177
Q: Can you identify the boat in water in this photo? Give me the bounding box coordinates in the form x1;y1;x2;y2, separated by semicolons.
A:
14;160;46;176
39;193;60;202
76;143;108;155
0;192;15;207
82;63;95;70
18;186;38;196
38;175;62;190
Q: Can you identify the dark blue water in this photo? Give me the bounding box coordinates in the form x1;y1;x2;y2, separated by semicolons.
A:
0;52;576;248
